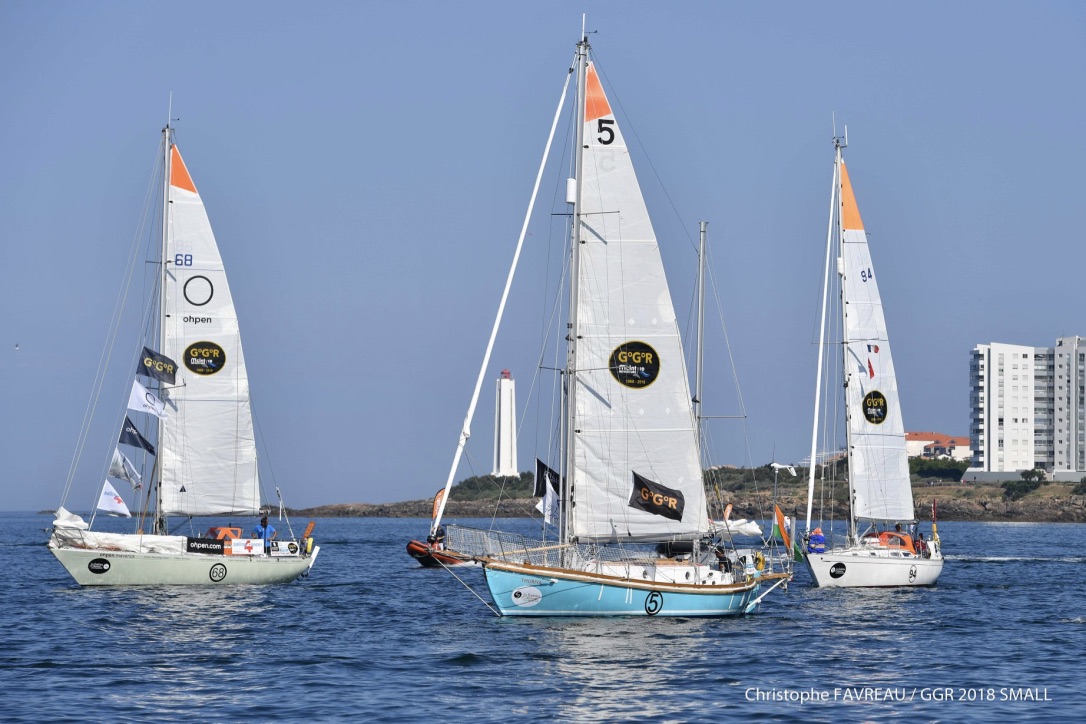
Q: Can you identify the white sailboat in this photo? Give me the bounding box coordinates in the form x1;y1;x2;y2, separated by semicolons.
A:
429;33;790;616
49;125;319;586
801;133;943;588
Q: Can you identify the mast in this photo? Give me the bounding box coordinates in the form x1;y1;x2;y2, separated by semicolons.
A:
835;137;859;540
154;124;172;535
561;36;589;547
694;222;707;445
804;141;841;534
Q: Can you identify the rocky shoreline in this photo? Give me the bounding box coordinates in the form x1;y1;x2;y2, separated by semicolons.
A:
291;488;1086;523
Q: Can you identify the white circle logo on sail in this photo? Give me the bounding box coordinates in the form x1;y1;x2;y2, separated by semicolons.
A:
609;341;660;389
183;275;214;307
862;390;888;425
185;341;226;376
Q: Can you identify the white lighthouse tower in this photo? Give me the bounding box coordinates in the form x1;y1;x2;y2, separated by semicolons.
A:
493;369;518;476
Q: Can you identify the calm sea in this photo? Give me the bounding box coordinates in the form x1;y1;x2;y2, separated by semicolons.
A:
2;513;1083;722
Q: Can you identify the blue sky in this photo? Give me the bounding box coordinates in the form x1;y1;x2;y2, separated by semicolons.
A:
2;2;1084;512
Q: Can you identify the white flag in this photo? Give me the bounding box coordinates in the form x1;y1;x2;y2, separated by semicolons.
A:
109;448;142;490
128;379;168;419
98;480;132;517
534;485;560;526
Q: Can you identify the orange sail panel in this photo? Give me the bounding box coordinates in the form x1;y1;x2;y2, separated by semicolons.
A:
839;161;863;231
431;489;445;521
584;63;612;123
170;146;197;193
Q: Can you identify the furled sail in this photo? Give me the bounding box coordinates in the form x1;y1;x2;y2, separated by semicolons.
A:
569;63;706;542
838;160;913;521
158;146;260;516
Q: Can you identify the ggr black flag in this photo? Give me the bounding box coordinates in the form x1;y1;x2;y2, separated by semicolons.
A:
534;459;561;526
628;471;685;522
137;346;177;384
534;459;561;497
119;415;156;455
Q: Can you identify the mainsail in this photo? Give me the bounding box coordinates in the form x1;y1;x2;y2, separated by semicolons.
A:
158;146;260;516
838;160;913;521
569;63;706;542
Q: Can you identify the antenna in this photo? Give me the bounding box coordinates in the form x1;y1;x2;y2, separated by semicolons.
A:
582;13;586;41
832;113;848;150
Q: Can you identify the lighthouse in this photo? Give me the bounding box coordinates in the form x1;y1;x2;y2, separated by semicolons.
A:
493;369;518;476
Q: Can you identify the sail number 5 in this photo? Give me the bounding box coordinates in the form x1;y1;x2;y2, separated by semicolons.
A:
597;119;615;145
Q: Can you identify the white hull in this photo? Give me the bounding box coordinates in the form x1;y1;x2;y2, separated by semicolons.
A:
804;547;942;588
49;544;319;586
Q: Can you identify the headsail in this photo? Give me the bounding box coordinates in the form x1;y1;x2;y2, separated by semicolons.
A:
838;160;913;521
569;62;706;542
158;145;260;516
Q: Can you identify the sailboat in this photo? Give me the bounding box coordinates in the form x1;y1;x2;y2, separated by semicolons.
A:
801;133;943;588
48;124;320;586
427;33;790;616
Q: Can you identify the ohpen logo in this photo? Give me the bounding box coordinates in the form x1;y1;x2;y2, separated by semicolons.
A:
88;558;111;574
609;341;660;389
185;341;226;375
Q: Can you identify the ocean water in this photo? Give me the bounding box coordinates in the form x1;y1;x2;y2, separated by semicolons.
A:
2;513;1083;722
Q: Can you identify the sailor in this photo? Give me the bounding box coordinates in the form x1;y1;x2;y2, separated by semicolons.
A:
252;515;276;553
426;525;446;551
807;527;826;554
714;545;731;573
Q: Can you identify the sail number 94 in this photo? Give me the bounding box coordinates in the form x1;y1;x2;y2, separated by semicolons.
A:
860;268;873;282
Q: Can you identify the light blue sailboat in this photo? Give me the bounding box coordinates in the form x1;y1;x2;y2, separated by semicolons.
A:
427;31;789;617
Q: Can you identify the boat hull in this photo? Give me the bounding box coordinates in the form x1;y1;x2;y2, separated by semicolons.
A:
481;559;762;617
406;539;476;568
49;545;320;586
804;549;943;588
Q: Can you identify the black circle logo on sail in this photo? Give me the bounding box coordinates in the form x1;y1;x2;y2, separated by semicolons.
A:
645;590;664;615
209;563;227;582
829;563;846;578
862;390;888;425
609;341;660;389
88;558;111;574
185;341;226;376
183;275;214;307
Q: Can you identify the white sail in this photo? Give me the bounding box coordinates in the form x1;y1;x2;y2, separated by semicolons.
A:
569;63;706;542
838;160;913;521
158;146;260;516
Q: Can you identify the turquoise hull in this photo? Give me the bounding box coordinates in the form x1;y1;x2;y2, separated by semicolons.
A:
482;561;761;617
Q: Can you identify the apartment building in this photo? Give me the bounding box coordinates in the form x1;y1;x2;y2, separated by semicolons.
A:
969;337;1086;477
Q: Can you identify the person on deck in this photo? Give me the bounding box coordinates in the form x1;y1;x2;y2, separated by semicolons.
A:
252;515;276;553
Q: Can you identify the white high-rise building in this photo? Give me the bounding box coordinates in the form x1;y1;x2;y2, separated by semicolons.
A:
969;336;1086;475
492;369;518;477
